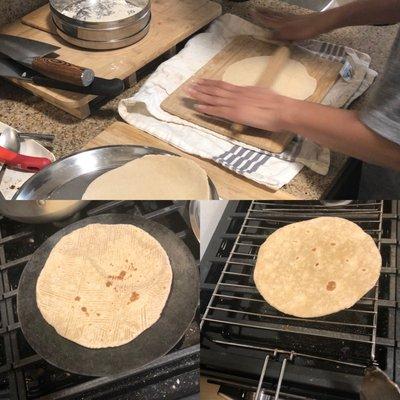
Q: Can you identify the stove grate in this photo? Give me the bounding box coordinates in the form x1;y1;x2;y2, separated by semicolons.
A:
201;200;398;400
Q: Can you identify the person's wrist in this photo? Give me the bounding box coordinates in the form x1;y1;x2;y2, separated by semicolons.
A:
276;96;301;132
319;7;347;32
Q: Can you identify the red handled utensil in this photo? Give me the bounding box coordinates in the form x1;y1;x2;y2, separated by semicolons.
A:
0;146;52;172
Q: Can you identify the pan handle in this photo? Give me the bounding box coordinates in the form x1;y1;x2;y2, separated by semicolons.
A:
0;146;52;172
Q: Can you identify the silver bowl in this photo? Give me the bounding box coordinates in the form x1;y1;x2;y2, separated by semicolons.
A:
50;0;151;29
54;16;151;50
50;0;151;49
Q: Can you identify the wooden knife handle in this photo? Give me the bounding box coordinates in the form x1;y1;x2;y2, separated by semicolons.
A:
31;57;95;87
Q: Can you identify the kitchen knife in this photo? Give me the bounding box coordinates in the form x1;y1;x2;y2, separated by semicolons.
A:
0;34;94;87
0;58;125;97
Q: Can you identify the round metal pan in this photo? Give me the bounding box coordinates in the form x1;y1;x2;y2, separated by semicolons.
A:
50;0;151;29
52;8;151;42
17;213;198;377
54;18;150;50
14;145;219;200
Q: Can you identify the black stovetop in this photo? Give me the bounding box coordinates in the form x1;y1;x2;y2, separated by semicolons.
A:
200;201;399;400
0;201;199;400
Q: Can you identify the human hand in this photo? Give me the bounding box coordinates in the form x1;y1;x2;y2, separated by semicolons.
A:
251;7;334;41
185;79;295;133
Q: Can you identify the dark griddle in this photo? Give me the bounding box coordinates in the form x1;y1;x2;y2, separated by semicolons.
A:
201;200;399;400
17;213;198;377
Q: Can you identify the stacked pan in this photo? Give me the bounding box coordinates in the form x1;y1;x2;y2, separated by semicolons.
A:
49;0;151;50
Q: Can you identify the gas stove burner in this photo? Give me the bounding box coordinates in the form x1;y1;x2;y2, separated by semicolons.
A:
200;200;400;400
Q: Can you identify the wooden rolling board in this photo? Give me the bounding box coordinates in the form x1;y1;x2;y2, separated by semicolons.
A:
162;35;343;153
83;122;297;200
0;0;222;119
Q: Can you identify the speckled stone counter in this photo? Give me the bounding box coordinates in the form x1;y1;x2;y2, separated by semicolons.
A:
0;0;398;198
0;0;46;26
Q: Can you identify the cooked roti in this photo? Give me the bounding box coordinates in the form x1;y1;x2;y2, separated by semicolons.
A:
82;155;211;200
254;217;381;318
36;224;173;348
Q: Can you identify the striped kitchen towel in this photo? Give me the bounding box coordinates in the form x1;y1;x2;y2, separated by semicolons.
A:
119;14;376;191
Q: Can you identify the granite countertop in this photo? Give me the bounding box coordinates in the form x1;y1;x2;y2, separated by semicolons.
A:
0;0;398;198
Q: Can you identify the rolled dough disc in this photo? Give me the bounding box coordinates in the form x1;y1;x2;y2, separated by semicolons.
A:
82;155;211;200
222;56;317;100
254;217;381;318
36;224;173;348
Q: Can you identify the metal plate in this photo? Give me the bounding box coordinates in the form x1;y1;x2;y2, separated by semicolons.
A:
54;18;150;50
14;145;219;200
50;0;151;29
52;9;151;42
17;213;199;377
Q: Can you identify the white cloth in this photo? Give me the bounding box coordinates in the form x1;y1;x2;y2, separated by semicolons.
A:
119;14;376;190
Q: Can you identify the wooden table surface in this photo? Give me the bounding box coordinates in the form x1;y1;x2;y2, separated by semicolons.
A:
83;121;298;200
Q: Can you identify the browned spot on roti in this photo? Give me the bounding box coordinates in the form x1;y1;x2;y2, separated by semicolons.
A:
131;292;139;302
315;262;319;267
326;281;336;291
127;292;140;305
75;296;80;301
311;248;316;252
81;307;89;316
330;242;336;246
108;270;127;281
106;281;112;287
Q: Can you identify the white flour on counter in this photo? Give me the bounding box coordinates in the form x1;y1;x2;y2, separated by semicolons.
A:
61;0;145;22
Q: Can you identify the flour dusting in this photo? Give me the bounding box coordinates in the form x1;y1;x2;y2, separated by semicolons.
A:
61;0;146;22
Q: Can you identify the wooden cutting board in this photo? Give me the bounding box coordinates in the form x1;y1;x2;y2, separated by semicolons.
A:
83;121;298;200
0;0;222;119
161;35;343;153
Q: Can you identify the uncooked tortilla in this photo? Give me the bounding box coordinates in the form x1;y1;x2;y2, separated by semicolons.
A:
82;155;211;200
36;224;173;348
223;56;317;100
254;217;381;318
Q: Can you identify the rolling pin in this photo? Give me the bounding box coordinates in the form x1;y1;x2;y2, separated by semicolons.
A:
232;45;291;133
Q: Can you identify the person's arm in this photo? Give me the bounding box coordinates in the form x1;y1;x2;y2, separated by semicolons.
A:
185;80;400;171
284;101;400;170
328;0;400;28
254;0;400;41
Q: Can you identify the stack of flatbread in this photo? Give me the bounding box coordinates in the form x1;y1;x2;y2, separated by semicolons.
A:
82;155;211;200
